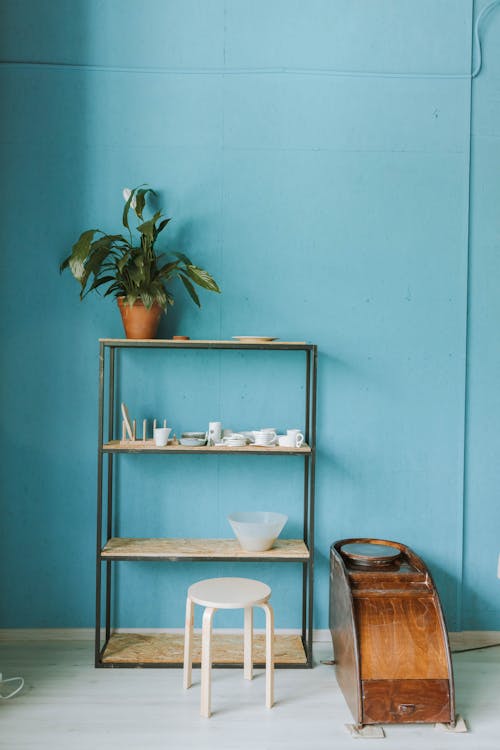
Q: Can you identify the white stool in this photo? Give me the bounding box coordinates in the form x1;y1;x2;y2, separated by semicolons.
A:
183;577;274;718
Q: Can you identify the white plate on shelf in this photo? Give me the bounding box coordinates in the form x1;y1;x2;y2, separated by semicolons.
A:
232;336;279;343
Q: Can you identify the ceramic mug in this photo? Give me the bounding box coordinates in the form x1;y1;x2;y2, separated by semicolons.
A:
287;429;304;448
154;427;171;447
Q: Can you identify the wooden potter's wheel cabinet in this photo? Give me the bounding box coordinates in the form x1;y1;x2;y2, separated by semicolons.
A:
330;538;456;729
95;339;317;669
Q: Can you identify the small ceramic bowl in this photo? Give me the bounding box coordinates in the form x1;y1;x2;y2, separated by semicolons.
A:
228;511;288;552
182;431;207;440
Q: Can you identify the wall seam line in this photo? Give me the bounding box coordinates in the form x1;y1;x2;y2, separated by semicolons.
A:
458;0;477;632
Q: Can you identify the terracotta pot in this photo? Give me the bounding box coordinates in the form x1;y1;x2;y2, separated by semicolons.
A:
117;297;163;339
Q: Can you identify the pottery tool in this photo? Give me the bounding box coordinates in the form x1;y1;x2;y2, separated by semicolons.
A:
121;403;134;440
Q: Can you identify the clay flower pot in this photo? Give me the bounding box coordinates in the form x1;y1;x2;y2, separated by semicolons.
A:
117;297;163;339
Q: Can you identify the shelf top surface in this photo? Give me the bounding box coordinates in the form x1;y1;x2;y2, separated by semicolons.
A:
101;537;310;560
99;338;315;350
103;439;311;454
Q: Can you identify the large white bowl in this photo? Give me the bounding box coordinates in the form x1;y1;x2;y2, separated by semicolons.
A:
228;512;288;552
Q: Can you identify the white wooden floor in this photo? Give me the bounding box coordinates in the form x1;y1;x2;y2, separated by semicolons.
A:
1;640;499;749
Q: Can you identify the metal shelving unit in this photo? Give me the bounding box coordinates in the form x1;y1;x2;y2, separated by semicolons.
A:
95;338;317;668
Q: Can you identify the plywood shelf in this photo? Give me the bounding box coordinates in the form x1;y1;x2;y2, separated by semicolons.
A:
99;338;312;351
103;440;311;455
101;632;307;667
101;537;310;561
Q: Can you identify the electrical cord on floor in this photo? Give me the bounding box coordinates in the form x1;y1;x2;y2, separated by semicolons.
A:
451;643;500;654
0;676;24;700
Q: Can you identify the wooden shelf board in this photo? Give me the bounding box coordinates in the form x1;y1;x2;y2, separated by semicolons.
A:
103;440;311;454
101;632;307;666
101;537;310;561
100;338;307;345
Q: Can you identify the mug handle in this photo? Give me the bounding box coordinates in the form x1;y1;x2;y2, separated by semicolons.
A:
295;433;304;448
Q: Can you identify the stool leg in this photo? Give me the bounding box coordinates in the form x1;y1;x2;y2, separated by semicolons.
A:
244;606;253;680
183;596;194;689
260;602;274;708
200;606;216;718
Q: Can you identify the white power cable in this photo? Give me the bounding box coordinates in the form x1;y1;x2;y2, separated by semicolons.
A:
0;675;24;700
472;0;500;77
0;5;498;81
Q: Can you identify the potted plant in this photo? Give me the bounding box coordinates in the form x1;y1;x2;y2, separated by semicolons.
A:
60;185;220;339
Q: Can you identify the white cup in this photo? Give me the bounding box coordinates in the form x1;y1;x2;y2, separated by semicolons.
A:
154;427;171;447
208;421;222;446
287;429;304;448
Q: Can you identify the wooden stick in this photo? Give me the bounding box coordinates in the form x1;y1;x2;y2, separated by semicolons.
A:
143;419;147;442
132;420;136;441
163;419;167;428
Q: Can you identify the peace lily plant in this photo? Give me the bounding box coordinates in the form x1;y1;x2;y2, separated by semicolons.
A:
60;186;220;338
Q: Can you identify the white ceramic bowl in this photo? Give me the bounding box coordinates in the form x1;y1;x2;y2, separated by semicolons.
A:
228;512;288;552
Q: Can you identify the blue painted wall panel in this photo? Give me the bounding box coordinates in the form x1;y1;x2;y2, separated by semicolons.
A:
463;1;500;627
0;1;498;631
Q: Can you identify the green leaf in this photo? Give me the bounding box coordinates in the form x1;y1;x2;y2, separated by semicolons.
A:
134;187;158;221
179;274;201;307
66;229;100;282
104;282;124;297
82;275;116;298
137;210;162;242
185;265;220;293
173;251;193;266
79;242;117;296
158;260;179;279
155;217;171;236
117;251;131;272
140;291;154;310
134;189;147;220
122;189;135;231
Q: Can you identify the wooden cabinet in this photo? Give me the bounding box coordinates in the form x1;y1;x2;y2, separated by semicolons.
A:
95;339;317;668
329;538;455;727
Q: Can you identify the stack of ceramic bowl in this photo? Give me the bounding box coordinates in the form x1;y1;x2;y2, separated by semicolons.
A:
221;432;247;447
253;429;277;447
180;431;207;447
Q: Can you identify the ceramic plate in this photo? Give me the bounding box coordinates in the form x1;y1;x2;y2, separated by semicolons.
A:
232;336;279;343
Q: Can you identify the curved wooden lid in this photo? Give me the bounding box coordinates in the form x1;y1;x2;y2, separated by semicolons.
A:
340;542;402;566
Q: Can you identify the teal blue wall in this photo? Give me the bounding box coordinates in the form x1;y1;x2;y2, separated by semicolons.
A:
1;1;498;631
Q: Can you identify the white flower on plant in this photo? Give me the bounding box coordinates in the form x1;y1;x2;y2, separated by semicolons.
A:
122;187;136;209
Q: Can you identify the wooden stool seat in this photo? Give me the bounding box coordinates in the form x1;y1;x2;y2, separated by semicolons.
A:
183;577;274;717
188;577;271;609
